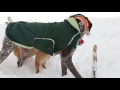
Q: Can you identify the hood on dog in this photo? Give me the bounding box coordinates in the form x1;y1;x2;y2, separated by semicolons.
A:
6;18;83;56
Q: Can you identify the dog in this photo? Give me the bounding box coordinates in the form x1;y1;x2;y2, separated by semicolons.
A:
0;14;92;78
13;46;51;74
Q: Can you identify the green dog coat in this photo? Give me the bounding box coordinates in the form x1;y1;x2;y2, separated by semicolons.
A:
6;18;81;56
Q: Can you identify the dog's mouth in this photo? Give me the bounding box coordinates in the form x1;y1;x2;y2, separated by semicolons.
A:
82;30;91;36
77;30;90;45
86;30;90;36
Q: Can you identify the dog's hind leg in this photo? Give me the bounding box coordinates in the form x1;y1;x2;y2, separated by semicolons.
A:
17;47;30;67
0;37;16;64
13;46;20;60
35;52;50;74
61;47;82;78
41;61;46;69
35;54;41;74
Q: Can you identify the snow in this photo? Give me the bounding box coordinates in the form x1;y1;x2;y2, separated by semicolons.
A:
0;17;120;78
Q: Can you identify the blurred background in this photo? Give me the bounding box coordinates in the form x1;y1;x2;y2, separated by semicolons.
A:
0;12;120;24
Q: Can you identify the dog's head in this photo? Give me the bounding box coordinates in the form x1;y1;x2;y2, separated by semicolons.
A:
70;14;92;36
70;14;92;46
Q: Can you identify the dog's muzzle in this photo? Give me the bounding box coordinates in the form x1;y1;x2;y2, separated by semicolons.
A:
86;31;90;36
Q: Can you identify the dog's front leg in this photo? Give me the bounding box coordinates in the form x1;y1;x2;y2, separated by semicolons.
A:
61;47;82;78
61;58;67;76
0;37;16;64
17;47;30;67
54;51;67;76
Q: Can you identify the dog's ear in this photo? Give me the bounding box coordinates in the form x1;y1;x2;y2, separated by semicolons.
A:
88;20;92;31
85;17;92;31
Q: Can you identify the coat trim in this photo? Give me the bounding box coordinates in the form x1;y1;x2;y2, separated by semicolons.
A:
66;18;81;47
66;18;80;32
68;32;80;46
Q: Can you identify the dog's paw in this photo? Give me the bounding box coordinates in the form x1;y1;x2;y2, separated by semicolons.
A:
62;72;67;76
36;70;40;74
41;64;46;69
17;61;23;67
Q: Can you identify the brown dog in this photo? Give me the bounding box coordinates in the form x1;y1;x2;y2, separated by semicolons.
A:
13;46;51;73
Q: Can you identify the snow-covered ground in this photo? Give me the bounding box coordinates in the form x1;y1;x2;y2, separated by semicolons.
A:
0;17;120;78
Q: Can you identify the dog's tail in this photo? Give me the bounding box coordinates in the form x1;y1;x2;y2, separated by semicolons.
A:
5;17;13;25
